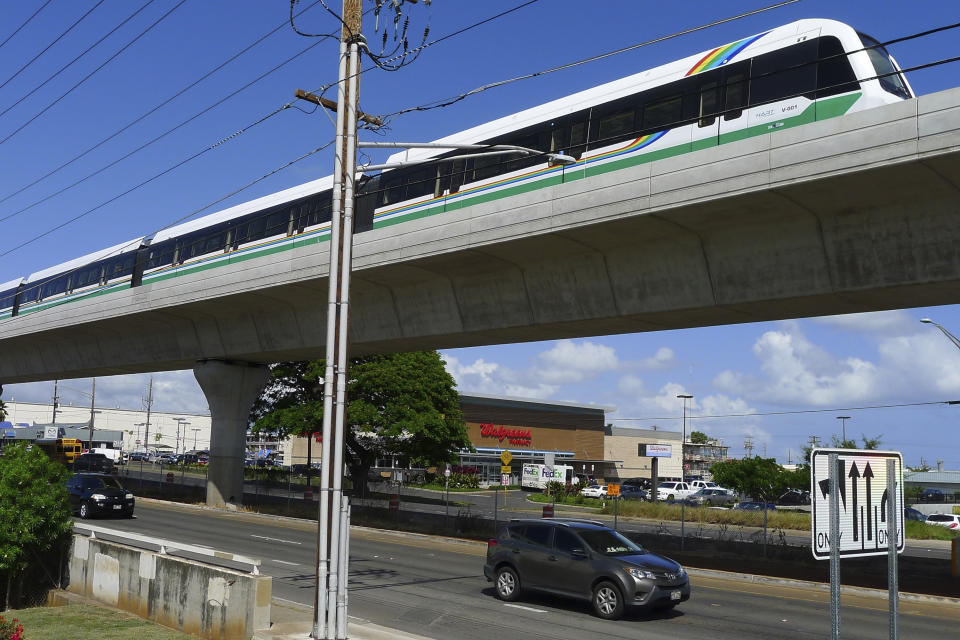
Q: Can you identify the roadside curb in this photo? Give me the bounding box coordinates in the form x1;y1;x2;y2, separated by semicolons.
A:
686;567;960;605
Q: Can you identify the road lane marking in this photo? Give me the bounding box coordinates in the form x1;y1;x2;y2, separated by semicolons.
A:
252;535;302;545
503;604;546;613
271;559;300;566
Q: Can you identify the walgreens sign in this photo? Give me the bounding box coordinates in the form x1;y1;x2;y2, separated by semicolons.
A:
479;423;532;447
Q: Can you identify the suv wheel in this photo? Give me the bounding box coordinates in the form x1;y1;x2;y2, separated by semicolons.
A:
79;501;91;519
494;566;521;602
592;581;624;620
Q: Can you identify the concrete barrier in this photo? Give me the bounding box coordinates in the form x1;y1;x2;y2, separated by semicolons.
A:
67;532;271;639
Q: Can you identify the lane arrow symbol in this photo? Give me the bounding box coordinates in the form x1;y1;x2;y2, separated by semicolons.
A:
849;461;860;542
880;488;889;523
837;457;847;510
863;462;874;541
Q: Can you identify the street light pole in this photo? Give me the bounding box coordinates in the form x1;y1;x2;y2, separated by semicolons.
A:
836;416;851;444
677;394;693;551
921;318;960;350
88;377;96;451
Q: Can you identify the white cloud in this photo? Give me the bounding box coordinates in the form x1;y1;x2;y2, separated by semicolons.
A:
638;347;675;370
534;340;618;384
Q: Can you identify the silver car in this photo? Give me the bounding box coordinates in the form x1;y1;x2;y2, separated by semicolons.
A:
685;488;733;506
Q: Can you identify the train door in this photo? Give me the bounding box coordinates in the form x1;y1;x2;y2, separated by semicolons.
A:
720;29;821;143
690;73;721;151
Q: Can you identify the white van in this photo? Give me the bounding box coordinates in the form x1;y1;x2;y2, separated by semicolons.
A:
92;447;124;465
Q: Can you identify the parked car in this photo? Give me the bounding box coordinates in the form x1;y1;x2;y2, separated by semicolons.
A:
175;453;200;465
485;518;690;619
904;507;926;522
127;451;149;462
580;484;607;498
685;488;733;507
72;453;113;474
689;480;718;491
155;453;177;464
778;489;811;505
924;513;960;529
731;501;776;511
617;485;649;501
919;488;945;502
656;481;693;501
66;473;135;519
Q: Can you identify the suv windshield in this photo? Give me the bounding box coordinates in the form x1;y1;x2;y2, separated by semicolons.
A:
578;529;644;556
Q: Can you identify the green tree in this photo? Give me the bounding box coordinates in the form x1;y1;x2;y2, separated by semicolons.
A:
251;352;471;486
710;457;791;503
0;443;72;608
689;430;711;444
0;398;7;422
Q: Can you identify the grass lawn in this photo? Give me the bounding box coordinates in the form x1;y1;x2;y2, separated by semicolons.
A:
529;493;960;540
7;604;195;640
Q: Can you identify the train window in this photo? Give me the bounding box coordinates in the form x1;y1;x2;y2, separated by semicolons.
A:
596;108;635;145
20;283;39;303
724;64;748;120
448;159;467;193
0;289;15;310
698;81;719;127
73;263;101;288
749;39;817;106
41;276;68;299
265;209;291;237
471;154;500;182
380;172;404;206
858;33;910;99
146;241;176;270
203;231;226;255
643;94;682;133
569;120;588;158
816;37;859;98
404;165;437;200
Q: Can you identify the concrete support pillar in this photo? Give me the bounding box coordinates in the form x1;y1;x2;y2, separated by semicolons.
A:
194;359;270;509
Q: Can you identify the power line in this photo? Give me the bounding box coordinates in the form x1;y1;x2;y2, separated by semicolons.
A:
376;0;800;123
613;399;960;422
0;38;326;228
0;0;54;53
0;0;188;149
0;0;105;92
0;102;295;260
0;0;158;122
0;1;329;213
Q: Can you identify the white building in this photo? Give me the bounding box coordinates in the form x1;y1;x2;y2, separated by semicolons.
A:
1;400;212;455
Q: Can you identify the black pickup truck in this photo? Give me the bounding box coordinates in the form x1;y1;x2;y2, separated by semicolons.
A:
72;453;114;473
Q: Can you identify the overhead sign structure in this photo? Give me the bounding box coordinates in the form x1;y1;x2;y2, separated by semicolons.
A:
811;449;904;560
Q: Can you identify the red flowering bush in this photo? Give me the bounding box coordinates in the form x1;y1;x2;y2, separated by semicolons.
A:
0;614;24;640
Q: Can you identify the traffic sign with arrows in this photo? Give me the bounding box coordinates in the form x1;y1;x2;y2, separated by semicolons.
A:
811;449;904;560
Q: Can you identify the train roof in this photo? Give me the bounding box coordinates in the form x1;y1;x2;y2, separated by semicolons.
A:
386;19;856;166
151;174;335;243
26;237;146;283
0;277;24;292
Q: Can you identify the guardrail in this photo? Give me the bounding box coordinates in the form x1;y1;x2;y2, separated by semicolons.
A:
72;522;261;574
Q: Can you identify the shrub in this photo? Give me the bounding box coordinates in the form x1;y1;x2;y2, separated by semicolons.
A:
0;615;23;640
448;472;479;489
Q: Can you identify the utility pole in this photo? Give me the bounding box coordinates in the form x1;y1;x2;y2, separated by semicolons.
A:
143;377;153;455
51;379;59;427
744;436;754;458
316;2;362;638
88;377;96;451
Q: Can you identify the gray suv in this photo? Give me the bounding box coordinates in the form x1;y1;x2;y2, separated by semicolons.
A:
484;518;690;619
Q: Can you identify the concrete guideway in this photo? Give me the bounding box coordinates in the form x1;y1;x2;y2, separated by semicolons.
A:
0;88;958;383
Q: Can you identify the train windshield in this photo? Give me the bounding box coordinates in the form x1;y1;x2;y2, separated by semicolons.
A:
858;33;911;99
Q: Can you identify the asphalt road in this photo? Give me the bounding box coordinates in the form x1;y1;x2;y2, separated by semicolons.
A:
77;500;960;640
111;468;954;560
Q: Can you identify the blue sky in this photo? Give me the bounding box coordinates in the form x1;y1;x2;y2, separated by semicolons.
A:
1;1;959;468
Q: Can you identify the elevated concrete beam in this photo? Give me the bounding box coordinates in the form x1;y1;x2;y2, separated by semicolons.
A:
194;360;269;508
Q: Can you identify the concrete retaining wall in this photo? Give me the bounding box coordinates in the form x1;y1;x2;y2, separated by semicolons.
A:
67;534;271;639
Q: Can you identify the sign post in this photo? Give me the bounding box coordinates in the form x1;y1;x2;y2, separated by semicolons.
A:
811;449;904;640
